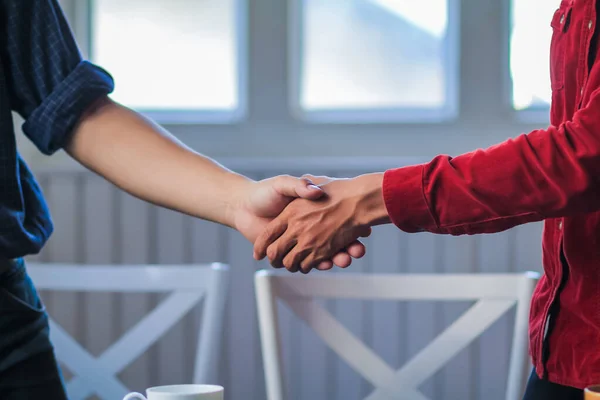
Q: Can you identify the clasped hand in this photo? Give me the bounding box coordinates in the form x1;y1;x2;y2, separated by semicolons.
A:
253;174;386;274
233;174;370;271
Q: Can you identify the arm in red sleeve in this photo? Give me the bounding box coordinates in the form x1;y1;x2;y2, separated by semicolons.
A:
383;89;600;235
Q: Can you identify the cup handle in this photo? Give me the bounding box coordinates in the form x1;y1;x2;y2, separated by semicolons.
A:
123;392;147;400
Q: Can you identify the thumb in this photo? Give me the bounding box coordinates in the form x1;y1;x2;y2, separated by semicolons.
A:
301;174;335;186
272;175;324;200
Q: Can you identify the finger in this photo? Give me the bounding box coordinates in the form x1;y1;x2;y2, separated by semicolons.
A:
266;232;298;269
294;244;350;274
346;241;366;259
315;260;334;271
332;252;352;268
282;246;311;273
300;252;333;274
272;175;323;200
344;227;372;259
301;174;334;186
253;219;288;260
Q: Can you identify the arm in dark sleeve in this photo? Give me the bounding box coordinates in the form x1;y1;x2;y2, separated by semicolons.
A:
0;0;114;154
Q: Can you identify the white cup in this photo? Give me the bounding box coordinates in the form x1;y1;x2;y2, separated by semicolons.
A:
123;384;224;400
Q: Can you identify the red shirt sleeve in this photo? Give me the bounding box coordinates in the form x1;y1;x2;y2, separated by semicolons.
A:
383;88;600;235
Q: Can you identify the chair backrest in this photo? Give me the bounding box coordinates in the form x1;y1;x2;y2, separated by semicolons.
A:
255;271;539;400
27;262;229;400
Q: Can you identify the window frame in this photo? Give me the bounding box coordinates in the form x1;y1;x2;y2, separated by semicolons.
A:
76;0;248;125
288;0;462;124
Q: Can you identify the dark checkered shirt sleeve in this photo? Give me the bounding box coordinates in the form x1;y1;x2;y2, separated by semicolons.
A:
1;0;115;155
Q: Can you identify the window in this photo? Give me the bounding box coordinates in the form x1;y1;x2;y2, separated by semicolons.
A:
91;0;244;121
81;0;543;127
510;0;556;110
292;0;458;122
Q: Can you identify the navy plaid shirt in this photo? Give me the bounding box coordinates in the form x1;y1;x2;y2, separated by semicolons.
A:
0;0;114;258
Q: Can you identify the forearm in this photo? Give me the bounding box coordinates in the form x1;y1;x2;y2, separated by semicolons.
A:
65;96;251;228
384;86;600;235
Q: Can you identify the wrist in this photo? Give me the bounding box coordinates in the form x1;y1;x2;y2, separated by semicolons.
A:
354;173;391;227
223;173;255;229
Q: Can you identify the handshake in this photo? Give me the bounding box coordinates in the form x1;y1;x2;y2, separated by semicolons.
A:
230;173;390;274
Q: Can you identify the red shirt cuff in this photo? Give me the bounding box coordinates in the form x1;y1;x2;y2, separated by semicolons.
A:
383;165;439;233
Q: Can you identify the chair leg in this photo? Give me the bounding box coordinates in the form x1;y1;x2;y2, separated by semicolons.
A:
255;273;286;400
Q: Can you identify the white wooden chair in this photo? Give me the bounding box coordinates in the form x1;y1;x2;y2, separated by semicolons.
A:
27;262;229;400
255;271;539;400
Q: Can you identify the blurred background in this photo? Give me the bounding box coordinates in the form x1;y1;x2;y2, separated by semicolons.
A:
18;0;553;399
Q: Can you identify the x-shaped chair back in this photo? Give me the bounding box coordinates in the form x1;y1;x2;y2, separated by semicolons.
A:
27;263;229;400
255;271;539;400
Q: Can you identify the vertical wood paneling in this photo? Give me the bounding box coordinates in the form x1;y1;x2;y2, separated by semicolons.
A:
514;222;544;274
298;295;328;400
477;230;514;400
156;208;188;385
189;219;223;385
406;232;438;398
370;224;405;372
146;206;160;388
33;168;545;400
118;192;152;391
439;235;476;400
358;234;375;399
82;177;116;358
338;248;372;400
225;228;261;400
331;299;364;400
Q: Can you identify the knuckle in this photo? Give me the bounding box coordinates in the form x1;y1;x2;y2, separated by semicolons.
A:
285;253;302;272
271;255;283;268
290;255;301;268
301;258;314;272
285;262;297;273
304;235;319;248
266;246;278;261
265;225;277;240
264;229;276;240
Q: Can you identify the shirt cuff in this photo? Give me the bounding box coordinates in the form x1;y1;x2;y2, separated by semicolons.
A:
383;165;439;233
23;61;115;155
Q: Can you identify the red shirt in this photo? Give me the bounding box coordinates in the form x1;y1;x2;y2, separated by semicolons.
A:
383;0;600;389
